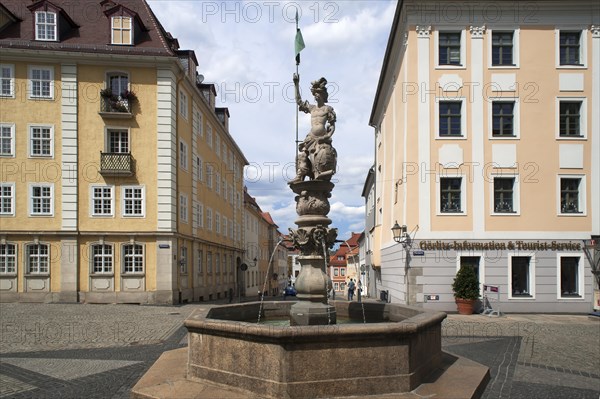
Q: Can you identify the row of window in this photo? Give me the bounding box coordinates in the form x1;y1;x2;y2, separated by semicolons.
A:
436;98;588;139
0;242;144;275
438;175;586;215
184;98;241;176
182;198;240;240
179;248;236;286
459;254;584;300
0;65;54;99
436;29;588;68
29;10;135;46
0;124;133;158
0;183;144;217
332;267;346;277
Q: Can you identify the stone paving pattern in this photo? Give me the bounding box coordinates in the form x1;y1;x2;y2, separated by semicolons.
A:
0;303;599;398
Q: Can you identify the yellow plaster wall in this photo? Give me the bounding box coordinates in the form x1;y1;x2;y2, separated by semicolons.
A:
0;61;62;231
77;65;158;232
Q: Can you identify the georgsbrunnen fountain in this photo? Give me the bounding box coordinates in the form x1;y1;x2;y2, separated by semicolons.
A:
132;74;490;399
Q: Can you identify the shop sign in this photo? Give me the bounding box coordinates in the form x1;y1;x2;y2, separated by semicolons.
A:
419;240;582;251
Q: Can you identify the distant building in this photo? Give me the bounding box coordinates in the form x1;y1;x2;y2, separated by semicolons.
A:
369;0;599;312
0;0;248;304
329;233;362;295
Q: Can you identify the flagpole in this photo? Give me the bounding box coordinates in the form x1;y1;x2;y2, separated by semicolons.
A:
295;12;300;172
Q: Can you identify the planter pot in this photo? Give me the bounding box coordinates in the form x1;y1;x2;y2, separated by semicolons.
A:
455;298;476;315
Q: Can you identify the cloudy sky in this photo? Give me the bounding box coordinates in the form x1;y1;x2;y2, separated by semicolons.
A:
147;0;396;239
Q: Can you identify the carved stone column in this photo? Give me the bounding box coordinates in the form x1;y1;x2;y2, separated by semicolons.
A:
288;180;337;325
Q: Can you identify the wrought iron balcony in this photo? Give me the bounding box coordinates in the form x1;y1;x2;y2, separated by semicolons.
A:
100;152;134;176
99;95;133;118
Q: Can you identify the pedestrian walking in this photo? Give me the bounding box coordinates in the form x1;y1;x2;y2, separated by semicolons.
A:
348;278;355;301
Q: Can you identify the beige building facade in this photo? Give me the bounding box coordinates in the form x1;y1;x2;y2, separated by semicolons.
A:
0;0;247;304
369;0;599;312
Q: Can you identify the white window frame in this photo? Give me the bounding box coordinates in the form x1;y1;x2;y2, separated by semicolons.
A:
198;202;204;228
206;124;213;148
215;211;221;234
29;183;54;216
206;164;213;189
489;174;520;216
196;156;203;183
192;105;202;137
222;142;227;161
0;183;15;216
435;29;466;69
179;90;188;119
557;174;587;216
555;97;587;140
0;123;15;157
180;245;188;274
488;98;520;140
34;11;57;41
0;242;17;274
90;185;115;217
111;16;133;45
25;242;50;275
179;139;189;171
0;64;15;98
122;243;144;274
180;193;189;223
90;243;114;274
435;97;467;139
206;207;213;231
556;253;584;300
105;127;130;153
28;66;54;99
215;172;221;195
215;134;220;158
28;125;54;158
122;186;145;217
436;174;467;216
555;28;588;69
488;28;520;69
222;216;227;238
507;252;536;300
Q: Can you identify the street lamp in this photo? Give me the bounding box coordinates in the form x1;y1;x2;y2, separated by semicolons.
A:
391;221;408;245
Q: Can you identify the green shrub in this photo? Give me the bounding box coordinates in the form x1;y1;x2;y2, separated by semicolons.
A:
452;266;480;300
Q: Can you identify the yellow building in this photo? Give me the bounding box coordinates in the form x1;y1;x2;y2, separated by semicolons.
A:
369;0;599;312
0;0;247;304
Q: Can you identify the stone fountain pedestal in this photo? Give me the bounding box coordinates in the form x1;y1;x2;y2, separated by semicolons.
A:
287;180;338;326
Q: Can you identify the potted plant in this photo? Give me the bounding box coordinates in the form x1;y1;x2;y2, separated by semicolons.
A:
100;88;113;98
452;266;480;315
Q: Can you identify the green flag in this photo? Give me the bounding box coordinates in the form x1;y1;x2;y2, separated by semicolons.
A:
295;9;305;64
295;29;305;56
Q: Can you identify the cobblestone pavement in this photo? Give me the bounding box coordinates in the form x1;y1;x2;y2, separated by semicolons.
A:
443;314;600;399
1;303;599;398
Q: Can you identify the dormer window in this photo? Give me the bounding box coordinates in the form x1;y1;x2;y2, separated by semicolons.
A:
35;11;57;41
104;4;148;46
112;16;132;45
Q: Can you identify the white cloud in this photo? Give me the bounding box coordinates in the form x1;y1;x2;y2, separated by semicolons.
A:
148;0;396;239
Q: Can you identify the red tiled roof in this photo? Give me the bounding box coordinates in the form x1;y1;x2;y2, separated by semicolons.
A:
0;0;176;56
261;212;277;227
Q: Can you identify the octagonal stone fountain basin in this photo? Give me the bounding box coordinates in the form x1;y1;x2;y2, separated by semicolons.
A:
184;301;446;399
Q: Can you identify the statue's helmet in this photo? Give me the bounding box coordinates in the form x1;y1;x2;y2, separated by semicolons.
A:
310;77;328;102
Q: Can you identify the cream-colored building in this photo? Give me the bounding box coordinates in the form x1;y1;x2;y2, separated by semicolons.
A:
369;0;599;312
0;0;247;304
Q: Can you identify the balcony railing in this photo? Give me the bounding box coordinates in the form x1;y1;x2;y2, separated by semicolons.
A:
100;152;134;176
99;95;132;118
